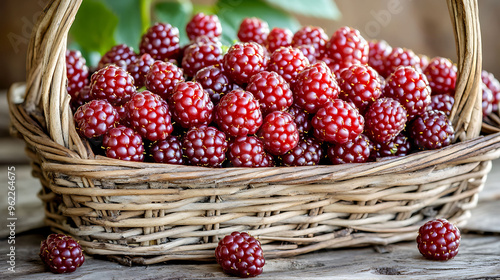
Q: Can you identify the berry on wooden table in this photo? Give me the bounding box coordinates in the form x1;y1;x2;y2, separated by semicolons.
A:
40;234;84;274
416;218;461;261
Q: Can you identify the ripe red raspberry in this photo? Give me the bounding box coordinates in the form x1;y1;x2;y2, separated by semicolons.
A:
365;98;407;144
237;17;269;44
90;64;136;106
70;84;92;112
427;94;454;116
327;134;372;164
126;53;155;88
181;42;223;77
145;60;185;101
103;125;144;161
338;64;383;113
215;231;265;278
410;110;455;150
186;12;222;41
98;44;137;70
246;71;293;115
281;137;323;166
382;47;421;78
74;99;119;139
126;91;173;141
287;105;312;135
423;57;457;95
228;136;267;167
140;22;180;61
384;66;432;120
223;42;267;85
312;99;364;144
267;46;309;85
194;65;238;105
40;234;84;274
182;125;227;167
293;61;340;114
169;81;214;128
371;133;412;160
66;50;89;100
417;218;461;261
326;26;369;66
149;135;184;165
265;27;292;53
258;111;299;155
215;89;263;137
292;26;328;58
367;40;392;77
481;70;500;112
296;44;317;64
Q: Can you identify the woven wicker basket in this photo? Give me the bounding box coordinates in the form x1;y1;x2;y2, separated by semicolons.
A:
8;0;500;265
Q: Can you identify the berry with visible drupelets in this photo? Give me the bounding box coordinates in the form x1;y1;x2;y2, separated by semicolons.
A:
74;99;119;139
139;22;180;61
364;98;407;144
181;42;223;77
145;60;185;101
367;40;392;77
287;105;312;135
281;137;323;166
98;44;137;70
326;26;369;66
265;27;293;53
371;133;412;160
292;26;328;58
237;17;269;44
186;12;222;41
194;65;238;105
66;50;89;100
267;46;309;85
258;111;299;156
427;94;455;116
482;70;500;112
327;134;372;164
40;234;85;274
182;125;227;167
423;57;457;95
417;218;461;261
90;64;136;106
169;81;214;129
223;42;268;85
410;110;455;150
126;53;155;89
103;125;145;161
382;47;421;78
338;63;383;113
149;135;184;165
246;71;293;116
228;136;267;167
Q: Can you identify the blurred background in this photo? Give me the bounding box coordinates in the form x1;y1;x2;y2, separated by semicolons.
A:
1;0;499;90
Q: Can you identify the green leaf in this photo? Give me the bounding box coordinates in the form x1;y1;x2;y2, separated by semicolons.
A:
263;0;341;20
101;0;144;51
154;0;193;45
215;0;301;45
69;0;118;57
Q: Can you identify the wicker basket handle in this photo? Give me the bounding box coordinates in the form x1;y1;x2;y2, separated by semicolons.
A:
22;0;481;150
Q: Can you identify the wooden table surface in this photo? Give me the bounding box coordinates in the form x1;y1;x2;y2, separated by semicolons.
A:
1;90;499;279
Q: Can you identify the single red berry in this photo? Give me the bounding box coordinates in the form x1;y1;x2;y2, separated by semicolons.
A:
338;64;383;113
98;44;137;70
103;125;144;161
237;17;269;44
66;50;89;100
246;71;293;116
40;234;84;274
182;125;227;167
326;26;369;66
228;136;267;167
364;98;407;144
384;66;432;120
382;47;421;78
481;70;500;112
427;94;455;116
296;44;317;64
312;99;364;144
74;99;119;139
327;134;372;164
140;22;180;61
287;105;312;135
150;135;184;165
292;26;328;58
265;27;293;53
267;46;309;85
181;42;223;77
194;64;238;105
281;137;323;166
126;53;155;88
215;231;265;278
90;64;136;106
258;111;299;156
223;42;267;85
215;89;263;137
367;40;392;77
145;60;185;101
169;81;214;129
482;82;494;117
126;91;173;141
410;110;455;150
423;57;457;95
371;133;412;160
70;84;92;112
417;218;461;261
293;61;340;114
186;12;222;41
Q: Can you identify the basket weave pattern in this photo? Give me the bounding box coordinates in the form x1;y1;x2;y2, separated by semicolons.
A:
8;0;500;265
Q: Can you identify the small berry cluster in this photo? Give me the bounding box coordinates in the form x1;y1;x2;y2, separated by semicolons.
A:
68;14;494;168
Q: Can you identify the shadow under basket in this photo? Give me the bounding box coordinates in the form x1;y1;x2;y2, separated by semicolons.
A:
8;0;500;265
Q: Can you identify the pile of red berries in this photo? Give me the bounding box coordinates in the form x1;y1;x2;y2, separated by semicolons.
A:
68;13;499;167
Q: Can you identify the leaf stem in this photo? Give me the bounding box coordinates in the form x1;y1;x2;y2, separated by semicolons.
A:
140;0;153;33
